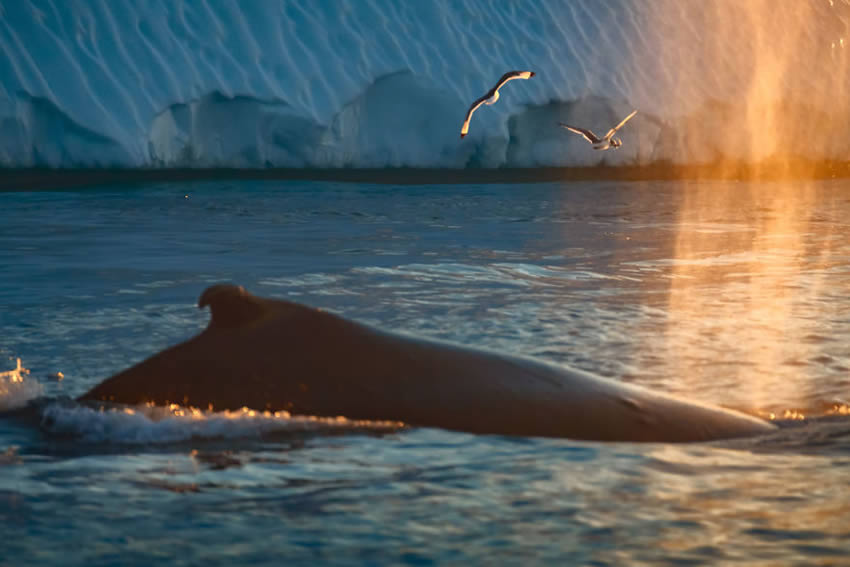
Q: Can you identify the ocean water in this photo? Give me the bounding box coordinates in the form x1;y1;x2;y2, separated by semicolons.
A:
1;179;849;565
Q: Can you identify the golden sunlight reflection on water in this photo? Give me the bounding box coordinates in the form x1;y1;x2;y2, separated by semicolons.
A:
656;1;850;412
665;182;843;411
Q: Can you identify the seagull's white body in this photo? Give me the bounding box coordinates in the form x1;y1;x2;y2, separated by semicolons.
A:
460;70;535;138
560;109;638;150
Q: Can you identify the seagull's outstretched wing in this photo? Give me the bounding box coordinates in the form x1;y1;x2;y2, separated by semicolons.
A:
492;70;535;93
559;123;602;144
604;110;638;140
460;94;490;138
461;70;535;138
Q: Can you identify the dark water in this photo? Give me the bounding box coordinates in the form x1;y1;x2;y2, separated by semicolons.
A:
1;180;849;565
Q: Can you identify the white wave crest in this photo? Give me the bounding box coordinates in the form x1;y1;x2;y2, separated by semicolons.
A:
40;402;403;444
0;358;43;411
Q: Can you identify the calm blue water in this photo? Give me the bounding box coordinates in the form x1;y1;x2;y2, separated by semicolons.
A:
1;180;849;565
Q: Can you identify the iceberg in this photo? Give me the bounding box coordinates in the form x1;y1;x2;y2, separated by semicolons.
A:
0;0;848;169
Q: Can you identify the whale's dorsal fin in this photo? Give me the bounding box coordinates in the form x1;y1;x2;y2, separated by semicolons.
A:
198;284;267;329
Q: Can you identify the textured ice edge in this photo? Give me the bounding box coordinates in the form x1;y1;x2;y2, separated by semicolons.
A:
1;0;848;168
4;76;845;171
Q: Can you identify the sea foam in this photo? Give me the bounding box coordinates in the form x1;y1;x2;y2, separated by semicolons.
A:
0;358;43;411
40;402;403;444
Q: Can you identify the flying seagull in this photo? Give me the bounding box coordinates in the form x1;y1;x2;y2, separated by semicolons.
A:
460;70;535;138
559;109;638;150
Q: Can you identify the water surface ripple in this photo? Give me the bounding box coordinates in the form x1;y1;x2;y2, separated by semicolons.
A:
1;180;849;565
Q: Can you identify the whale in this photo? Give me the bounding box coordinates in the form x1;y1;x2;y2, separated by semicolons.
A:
79;284;776;443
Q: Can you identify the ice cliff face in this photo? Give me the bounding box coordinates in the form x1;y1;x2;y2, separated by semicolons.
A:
0;0;848;168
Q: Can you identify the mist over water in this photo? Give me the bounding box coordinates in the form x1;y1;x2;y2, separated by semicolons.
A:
647;1;850;411
647;0;850;167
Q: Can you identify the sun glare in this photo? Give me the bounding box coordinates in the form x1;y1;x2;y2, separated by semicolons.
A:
662;1;848;410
